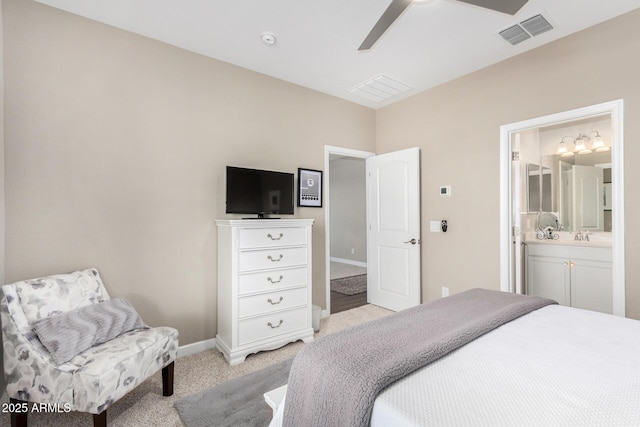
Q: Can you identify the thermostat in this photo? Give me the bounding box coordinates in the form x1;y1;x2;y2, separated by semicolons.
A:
439;185;451;197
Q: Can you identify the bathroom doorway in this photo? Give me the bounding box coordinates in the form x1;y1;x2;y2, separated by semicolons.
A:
499;100;625;316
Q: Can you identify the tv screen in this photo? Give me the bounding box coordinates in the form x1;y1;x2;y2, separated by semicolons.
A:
225;166;295;217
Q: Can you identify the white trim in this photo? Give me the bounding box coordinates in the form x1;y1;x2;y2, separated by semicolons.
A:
610;101;625;317
499;99;625;316
330;257;367;268
177;338;217;358
324;145;375;316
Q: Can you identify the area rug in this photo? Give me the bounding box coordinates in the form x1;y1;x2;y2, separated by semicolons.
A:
331;274;367;295
174;358;292;427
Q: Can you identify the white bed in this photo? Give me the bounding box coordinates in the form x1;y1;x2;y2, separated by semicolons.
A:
270;304;640;426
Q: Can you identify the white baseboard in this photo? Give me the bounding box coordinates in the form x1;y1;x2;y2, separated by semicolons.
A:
177;337;217;358
330;257;367;268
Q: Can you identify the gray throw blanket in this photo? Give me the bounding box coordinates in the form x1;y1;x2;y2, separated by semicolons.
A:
283;288;556;427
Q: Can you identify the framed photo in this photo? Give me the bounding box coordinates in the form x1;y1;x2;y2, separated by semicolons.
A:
298;168;323;207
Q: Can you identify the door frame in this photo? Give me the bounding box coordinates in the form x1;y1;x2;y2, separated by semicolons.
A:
324;145;375;317
499;99;625;316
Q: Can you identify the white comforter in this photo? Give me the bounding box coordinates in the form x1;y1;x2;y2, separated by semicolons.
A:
270;304;640;426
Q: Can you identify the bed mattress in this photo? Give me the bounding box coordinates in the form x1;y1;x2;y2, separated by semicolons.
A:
271;304;640;426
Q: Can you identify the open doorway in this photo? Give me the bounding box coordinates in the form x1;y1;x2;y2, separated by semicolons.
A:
499;100;625;316
324;146;374;314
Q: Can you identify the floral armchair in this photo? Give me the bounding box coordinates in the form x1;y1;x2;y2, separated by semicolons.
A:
1;268;178;427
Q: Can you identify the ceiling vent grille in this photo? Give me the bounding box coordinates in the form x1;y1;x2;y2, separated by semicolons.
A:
350;74;412;102
520;14;553;36
499;25;531;45
499;14;553;45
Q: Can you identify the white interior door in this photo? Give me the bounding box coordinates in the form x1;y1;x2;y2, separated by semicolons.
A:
366;147;421;312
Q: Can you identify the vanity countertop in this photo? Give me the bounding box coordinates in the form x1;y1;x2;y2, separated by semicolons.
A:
523;232;612;248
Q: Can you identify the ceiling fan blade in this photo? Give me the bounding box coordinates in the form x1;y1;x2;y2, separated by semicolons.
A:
358;0;413;51
456;0;528;15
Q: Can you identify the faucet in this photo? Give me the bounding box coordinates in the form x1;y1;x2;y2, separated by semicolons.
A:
583;231;592;242
574;231;583;241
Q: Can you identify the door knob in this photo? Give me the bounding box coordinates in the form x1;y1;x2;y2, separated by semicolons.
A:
404;238;420;245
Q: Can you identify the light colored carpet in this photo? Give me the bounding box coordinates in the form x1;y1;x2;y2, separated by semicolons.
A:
0;304;391;427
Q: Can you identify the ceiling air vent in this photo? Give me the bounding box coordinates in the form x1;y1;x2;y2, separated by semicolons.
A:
350;75;412;103
499;13;554;46
520;14;553;36
499;25;531;45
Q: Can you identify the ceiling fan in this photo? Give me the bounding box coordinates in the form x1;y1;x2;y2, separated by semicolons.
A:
358;0;529;51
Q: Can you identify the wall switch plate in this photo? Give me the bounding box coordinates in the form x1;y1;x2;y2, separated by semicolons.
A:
430;221;441;232
442;287;450;297
439;185;451;197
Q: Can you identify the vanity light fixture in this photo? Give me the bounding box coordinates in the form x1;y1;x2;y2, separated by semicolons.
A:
556;131;608;156
557;136;575;157
589;131;610;152
574;133;592;155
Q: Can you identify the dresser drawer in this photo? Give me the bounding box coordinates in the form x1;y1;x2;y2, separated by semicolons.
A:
238;267;308;295
238;307;309;346
238;287;307;318
239;227;307;249
239;247;308;272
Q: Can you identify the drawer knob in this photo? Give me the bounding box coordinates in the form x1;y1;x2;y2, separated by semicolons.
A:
267;296;284;305
267;254;284;262
267;319;284;329
267;275;284;284
267;233;284;241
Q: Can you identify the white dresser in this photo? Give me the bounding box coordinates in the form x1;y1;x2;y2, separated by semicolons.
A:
215;219;314;365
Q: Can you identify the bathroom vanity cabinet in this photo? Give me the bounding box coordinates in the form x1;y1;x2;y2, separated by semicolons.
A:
525;242;613;314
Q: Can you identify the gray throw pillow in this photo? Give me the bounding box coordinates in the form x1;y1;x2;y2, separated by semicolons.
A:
32;297;148;364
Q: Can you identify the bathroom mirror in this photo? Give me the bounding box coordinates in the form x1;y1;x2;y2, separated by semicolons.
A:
556;156;610;232
522;115;612;231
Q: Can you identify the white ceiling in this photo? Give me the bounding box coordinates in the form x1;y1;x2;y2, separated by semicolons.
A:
34;0;640;109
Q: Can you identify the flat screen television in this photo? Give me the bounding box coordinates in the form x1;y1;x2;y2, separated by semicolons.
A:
225;166;295;218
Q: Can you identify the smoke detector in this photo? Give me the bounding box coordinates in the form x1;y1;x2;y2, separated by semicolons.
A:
261;32;277;46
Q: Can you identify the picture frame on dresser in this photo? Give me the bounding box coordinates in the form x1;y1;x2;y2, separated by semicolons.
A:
297;168;322;207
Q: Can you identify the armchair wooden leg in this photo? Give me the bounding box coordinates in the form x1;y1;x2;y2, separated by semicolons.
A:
9;398;28;427
93;411;107;427
162;361;175;396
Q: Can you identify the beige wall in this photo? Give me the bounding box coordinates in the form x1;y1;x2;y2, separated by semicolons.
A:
376;10;640;319
2;0;375;345
4;0;640;351
0;0;5;394
329;157;367;263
